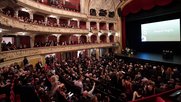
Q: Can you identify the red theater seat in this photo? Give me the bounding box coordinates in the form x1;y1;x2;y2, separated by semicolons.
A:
156;97;165;102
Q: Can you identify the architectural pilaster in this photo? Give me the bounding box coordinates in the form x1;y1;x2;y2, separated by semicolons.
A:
30;34;35;48
107;35;110;43
68;19;70;26
29;12;34;20
106;23;109;31
86;21;90;30
45;16;48;25
77;35;81;44
0;34;2;51
77;20;80;28
14;9;19;18
96;48;100;60
97;22;100;31
57;18;60;26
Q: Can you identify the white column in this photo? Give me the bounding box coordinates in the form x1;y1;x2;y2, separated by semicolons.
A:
68;19;71;26
45;16;48;25
86;21;90;30
14;10;19;18
0;34;2;51
97;22;100;31
29;12;34;20
77;35;81;44
97;35;100;43
80;0;85;13
113;23;116;31
57;34;61;45
96;48;100;60
106;23;109;31
107;35;110;43
77;20;80;28
86;35;90;43
57;17;60;26
30;34;35;48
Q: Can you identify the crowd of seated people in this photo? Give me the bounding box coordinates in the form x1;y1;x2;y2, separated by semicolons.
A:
1;41;28;51
34;0;80;12
34;41;58;47
0;40;30;52
1;38;98;52
1;41;17;51
1;9;80;29
0;53;181;102
59;54;181;101
34;40;94;47
121;47;135;56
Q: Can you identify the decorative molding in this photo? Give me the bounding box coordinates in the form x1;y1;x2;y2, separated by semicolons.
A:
88;16;116;23
17;0;87;19
0;13;89;34
0;43;119;61
0;55;42;67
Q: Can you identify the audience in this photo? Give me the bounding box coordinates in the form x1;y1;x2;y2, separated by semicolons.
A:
0;53;181;102
34;0;79;12
1;8;82;29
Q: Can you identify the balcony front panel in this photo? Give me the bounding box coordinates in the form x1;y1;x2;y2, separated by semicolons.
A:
0;43;119;61
0;13;89;34
17;0;87;19
88;16;116;23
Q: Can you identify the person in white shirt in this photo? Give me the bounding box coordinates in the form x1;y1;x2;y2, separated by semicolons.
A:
82;82;96;98
74;76;83;92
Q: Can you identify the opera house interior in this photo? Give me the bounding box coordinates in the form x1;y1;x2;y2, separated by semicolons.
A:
0;0;181;102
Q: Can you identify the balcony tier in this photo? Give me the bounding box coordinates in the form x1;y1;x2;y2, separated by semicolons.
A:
88;16;116;23
0;43;119;61
16;0;87;19
0;13;89;34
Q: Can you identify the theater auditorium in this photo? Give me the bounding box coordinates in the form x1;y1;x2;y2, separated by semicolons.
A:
0;0;181;102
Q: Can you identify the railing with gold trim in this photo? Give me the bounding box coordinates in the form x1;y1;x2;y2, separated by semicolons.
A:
0;43;119;61
0;13;89;34
88;16;117;23
16;0;87;19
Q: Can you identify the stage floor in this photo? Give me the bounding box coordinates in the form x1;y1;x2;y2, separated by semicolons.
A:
118;52;181;66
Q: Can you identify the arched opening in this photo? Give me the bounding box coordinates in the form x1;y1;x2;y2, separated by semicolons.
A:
80;35;87;44
91;35;97;43
69;35;78;44
35;35;47;47
100;34;107;43
59;35;70;45
109;35;114;43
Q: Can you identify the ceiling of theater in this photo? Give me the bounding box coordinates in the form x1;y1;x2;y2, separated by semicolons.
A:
89;0;121;12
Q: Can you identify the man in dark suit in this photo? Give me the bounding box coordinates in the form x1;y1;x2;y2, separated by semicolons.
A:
20;78;40;102
35;60;43;72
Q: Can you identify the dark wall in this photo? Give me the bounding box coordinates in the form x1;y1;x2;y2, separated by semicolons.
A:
126;0;181;54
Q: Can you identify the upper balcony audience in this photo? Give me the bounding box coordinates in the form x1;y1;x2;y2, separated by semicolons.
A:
34;0;80;12
1;8;81;29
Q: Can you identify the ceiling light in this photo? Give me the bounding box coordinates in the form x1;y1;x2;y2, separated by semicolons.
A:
48;15;57;18
21;8;30;12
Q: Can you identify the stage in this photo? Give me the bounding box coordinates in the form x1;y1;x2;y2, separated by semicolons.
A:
117;52;181;66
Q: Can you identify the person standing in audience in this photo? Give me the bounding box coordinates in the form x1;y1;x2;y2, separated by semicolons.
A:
74;75;83;93
35;60;43;72
23;57;29;67
20;78;40;102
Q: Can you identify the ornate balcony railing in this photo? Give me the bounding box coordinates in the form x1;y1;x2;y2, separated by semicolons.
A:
0;13;89;34
88;16;117;23
0;43;119;61
16;0;87;19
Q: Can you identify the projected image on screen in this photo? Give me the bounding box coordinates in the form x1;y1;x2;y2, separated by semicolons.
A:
141;19;180;42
